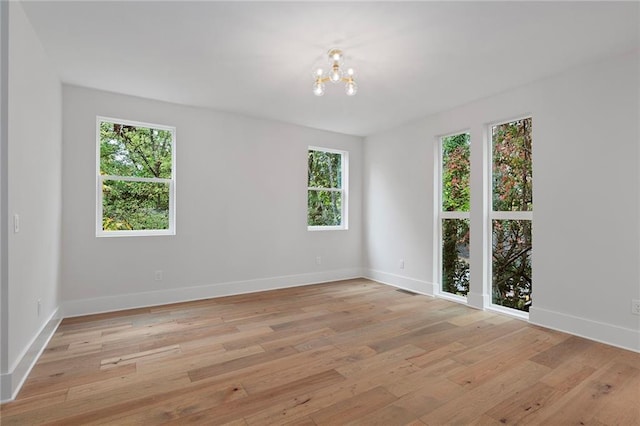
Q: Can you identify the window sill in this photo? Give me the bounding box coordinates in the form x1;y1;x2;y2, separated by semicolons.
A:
96;230;175;238
307;226;348;232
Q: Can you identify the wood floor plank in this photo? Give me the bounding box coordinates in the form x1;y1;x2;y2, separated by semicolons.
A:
309;386;397;424
244;351;424;425
1;279;638;425
531;361;640;425
164;370;346;425
483;381;564;424
137;343;260;376
17;363;136;399
346;402;418;426
187;345;298;382
420;360;552;425
242;345;376;395
390;374;463;418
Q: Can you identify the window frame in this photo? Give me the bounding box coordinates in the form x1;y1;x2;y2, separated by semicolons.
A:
96;116;176;238
437;130;471;301
307;146;348;231
487;115;533;318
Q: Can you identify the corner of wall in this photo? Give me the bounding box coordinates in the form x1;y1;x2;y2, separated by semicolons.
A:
363;268;436;296
0;0;10;404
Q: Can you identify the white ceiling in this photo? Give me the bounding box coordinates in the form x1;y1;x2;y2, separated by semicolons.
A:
21;1;640;136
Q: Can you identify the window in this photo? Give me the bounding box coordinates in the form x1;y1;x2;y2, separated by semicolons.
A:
490;117;533;312
439;132;471;297
97;117;175;237
307;147;348;230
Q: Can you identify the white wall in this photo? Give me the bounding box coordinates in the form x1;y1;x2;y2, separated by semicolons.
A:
61;86;363;315
363;51;640;352
2;1;62;401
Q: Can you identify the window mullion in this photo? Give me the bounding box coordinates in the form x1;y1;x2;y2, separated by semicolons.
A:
307;187;342;192
441;211;470;219
101;175;171;184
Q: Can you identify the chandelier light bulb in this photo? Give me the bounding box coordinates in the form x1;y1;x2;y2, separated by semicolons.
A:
328;48;343;64
329;67;342;83
313;81;325;96
314;68;324;78
346;68;355;77
345;81;357;96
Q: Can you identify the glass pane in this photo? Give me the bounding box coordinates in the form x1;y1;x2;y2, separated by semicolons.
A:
100;121;173;179
492;118;532;212
308;150;342;189
492;219;532;312
442;219;470;296
102;180;170;231
442;133;470;212
308;190;342;226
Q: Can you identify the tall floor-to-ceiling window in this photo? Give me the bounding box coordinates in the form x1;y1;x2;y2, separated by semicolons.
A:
439;132;471;297
490;117;533;312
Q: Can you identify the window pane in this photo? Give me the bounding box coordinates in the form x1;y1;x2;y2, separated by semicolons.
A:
492;118;532;212
442;218;470;296
442;133;470;212
308;190;342;226
308;150;342;189
492;219;532;312
100;121;173;179
102;180;170;231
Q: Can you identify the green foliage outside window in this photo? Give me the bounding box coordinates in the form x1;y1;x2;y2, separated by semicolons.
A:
442;219;470;296
442;133;471;212
492;219;532;311
492;118;533;311
441;133;471;296
308;150;343;227
492;119;533;212
100;121;173;231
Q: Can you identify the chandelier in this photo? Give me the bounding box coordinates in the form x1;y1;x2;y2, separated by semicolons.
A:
313;48;357;96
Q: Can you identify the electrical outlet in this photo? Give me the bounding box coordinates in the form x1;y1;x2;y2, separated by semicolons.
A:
399;259;405;269
37;299;41;317
14;214;19;233
316;256;322;265
632;299;640;315
155;270;163;281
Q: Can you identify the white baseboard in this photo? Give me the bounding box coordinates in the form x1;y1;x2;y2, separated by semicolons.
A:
62;268;363;318
529;306;640;353
0;308;62;402
364;269;436;296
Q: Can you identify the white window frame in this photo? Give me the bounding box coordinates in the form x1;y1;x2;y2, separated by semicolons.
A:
307;146;348;231
487;115;533;319
436;131;471;302
96;116;176;237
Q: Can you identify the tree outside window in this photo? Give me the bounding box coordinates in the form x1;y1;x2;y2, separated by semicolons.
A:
97;118;175;236
307;148;347;230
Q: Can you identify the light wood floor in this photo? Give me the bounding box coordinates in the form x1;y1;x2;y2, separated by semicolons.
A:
1;279;638;425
